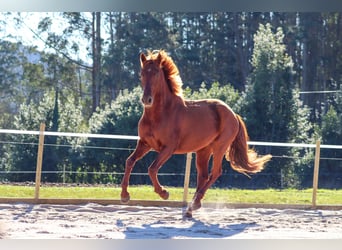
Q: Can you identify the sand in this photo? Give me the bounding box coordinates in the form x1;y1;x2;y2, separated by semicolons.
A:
0;203;341;239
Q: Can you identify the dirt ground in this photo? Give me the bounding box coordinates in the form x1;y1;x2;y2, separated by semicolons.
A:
0;203;341;239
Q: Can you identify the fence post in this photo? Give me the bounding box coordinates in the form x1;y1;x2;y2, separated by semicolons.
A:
34;123;46;200
182;152;192;204
312;140;321;208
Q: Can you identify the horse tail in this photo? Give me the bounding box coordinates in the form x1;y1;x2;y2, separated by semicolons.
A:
226;115;272;176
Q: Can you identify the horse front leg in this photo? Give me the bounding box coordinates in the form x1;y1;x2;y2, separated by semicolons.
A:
148;147;174;200
121;140;151;203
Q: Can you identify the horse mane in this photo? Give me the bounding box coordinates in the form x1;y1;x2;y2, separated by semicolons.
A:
146;50;183;97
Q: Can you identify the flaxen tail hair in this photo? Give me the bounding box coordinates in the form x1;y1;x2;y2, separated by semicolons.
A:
227;115;272;176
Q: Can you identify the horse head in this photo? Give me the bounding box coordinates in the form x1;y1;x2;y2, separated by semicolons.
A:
139;51;165;108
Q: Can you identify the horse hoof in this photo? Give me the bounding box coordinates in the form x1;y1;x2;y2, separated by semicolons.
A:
160;190;169;200
120;194;130;204
184;210;193;218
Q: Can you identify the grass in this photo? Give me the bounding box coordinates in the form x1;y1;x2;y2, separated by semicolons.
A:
0;184;341;205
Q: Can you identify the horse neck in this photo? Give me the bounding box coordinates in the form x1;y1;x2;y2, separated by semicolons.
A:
144;79;182;119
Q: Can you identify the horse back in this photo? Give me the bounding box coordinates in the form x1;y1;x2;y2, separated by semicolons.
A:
137;98;238;154
175;99;238;153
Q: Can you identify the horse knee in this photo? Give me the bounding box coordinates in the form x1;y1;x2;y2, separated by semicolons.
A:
126;157;135;168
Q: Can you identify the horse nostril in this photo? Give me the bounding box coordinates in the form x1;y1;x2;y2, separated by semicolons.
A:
142;95;153;106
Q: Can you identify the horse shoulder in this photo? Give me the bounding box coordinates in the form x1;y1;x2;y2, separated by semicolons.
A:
138;108;180;152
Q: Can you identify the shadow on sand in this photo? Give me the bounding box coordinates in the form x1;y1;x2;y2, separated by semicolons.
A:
119;215;258;239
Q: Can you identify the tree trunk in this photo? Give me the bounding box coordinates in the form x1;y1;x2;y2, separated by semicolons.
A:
109;12;116;101
92;12;101;112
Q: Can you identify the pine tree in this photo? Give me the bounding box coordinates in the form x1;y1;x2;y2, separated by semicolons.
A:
319;94;342;188
242;23;312;188
243;23;294;142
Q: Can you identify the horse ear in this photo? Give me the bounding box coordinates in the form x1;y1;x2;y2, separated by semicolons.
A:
140;53;147;67
156;51;163;66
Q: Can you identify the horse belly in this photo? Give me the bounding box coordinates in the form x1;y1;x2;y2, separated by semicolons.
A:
174;112;220;154
176;136;217;154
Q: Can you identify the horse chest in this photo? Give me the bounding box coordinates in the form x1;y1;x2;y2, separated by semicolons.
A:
139;114;178;151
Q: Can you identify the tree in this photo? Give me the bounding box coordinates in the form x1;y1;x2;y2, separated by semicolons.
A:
2;90;86;182
318;96;342;188
242;23;313;188
0;41;22;128
35;13;97;112
298;13;322;121
184;82;242;113
91;12;102;111
79;87;144;184
2;12;342;188
102;12;176;100
0;48;86;182
243;23;295;142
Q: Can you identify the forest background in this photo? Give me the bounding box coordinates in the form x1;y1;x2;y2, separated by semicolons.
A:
0;12;341;189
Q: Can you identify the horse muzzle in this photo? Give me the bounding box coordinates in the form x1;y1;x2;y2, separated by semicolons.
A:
141;95;153;108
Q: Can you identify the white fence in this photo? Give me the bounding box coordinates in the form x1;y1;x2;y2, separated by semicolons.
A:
0;124;341;208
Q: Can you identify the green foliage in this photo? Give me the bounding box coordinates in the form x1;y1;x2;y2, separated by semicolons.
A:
243;23;295;142
2;91;86;182
1;13;342;188
318;104;342;188
89;87;143;135
0;41;28;129
78;87;143;184
242;23;313;188
184;82;242;113
322;106;341;144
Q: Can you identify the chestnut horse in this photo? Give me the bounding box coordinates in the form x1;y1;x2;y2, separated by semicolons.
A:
120;50;272;217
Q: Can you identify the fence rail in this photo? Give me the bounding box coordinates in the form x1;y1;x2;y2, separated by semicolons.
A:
0;124;341;209
2;128;342;148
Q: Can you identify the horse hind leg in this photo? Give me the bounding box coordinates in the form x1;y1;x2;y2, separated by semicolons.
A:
185;148;225;218
191;112;238;203
185;148;211;217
